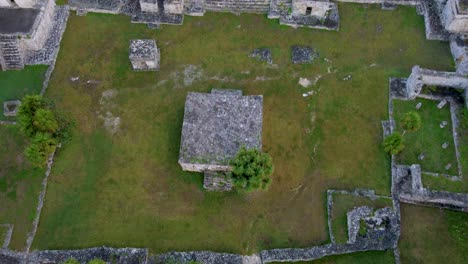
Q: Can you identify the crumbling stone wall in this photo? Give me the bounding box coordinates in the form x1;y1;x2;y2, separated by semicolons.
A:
442;0;468;33
406;65;468;99
204;0;270;13
292;0;333;17
450;36;468;75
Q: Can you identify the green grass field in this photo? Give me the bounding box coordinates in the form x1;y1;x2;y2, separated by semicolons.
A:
330;193;392;244
399;204;468;264
0;125;45;250
0;65;48;119
393;98;459;175
30;4;455;255
393;97;468;192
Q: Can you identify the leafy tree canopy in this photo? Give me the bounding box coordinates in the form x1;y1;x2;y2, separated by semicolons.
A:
383;132;405;155
229;147;274;191
401;111;422;132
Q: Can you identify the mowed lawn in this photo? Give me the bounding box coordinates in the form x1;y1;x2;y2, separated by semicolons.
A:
399;205;468;263
33;4;454;254
0;126;45;250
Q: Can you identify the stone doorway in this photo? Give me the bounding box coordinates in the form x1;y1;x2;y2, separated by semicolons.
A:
306;7;312;15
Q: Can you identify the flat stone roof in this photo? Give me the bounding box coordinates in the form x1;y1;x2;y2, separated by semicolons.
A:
0;8;40;35
179;89;263;166
129;39;157;60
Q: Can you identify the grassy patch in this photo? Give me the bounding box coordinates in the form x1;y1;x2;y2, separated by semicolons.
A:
421;173;467;193
29;3;454;254
271;249;395;264
331;193;392;244
0;125;45;250
399;204;468;264
0;65;47;119
393;98;458;175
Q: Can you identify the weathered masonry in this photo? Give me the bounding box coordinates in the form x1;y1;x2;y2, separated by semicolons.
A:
0;0;56;70
178;89;263;173
129;39;160;71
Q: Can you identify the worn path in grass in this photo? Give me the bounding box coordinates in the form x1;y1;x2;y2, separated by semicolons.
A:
33;4;453;254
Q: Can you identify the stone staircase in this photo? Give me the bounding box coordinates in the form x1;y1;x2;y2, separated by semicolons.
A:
204;0;270;13
0;35;24;70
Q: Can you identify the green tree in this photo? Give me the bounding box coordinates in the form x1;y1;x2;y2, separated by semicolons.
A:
229;147;274;191
383;132;405;155
18;95;48;137
33;108;59;133
25;132;57;167
401;111;422;132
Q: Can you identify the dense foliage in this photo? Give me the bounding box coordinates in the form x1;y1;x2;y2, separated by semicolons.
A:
17;95;72;167
401;111;422;132
229;147;273;191
383;132;405;155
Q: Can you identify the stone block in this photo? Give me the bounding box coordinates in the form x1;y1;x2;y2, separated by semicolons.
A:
129;39;160;71
3;100;21;117
178;89;263;172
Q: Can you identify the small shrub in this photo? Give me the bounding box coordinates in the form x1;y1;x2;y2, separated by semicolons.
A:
17;95;73;167
88;259;106;264
383;132;405;155
401;111;422;132
359;219;367;236
229;147;274;191
25;133;57;167
62;258;79;264
18;95;49;137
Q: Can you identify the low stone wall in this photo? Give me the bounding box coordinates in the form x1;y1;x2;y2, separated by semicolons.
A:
204;0;270;13
28;247;148;264
335;0;418;5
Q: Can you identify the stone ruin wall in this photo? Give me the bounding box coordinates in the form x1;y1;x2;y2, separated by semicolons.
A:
68;0;124;14
178;161;231;172
334;0;418;5
442;0;468;33
20;0;56;51
204;0;271;13
450;37;468;75
406;65;468;99
292;0;334;17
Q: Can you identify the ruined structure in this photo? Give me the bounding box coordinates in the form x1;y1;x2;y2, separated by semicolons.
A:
450;36;468;75
178;89;263;173
405;65;468;99
129;39;160;71
0;0;56;70
442;0;468;33
3;100;21;117
278;0;340;30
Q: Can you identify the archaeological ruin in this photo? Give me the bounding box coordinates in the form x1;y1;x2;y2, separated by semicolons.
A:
0;0;468;263
178;89;263;173
129;39;160;71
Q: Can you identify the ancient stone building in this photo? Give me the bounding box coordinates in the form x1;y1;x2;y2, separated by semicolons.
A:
129;39;160;71
0;0;55;70
179;89;263;172
442;0;468;33
140;0;184;14
450;36;468;75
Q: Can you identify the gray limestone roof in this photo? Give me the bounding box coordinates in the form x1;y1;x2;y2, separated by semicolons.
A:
179;89;263;166
129;39;157;60
0;8;40;35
